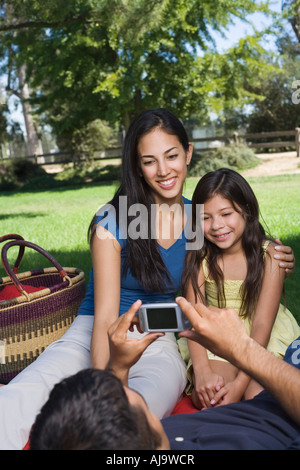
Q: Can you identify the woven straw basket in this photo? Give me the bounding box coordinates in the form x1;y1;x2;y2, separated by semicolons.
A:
0;235;85;383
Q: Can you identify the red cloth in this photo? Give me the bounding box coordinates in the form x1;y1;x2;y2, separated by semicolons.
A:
0;284;45;301
171;394;199;415
23;441;30;450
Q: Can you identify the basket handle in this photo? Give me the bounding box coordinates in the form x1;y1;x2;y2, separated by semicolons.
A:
0;234;25;274
1;240;70;297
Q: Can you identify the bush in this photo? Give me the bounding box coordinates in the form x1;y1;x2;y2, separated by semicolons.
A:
54;163;121;184
0;158;47;191
189;143;259;177
21;174;62;191
0;158;121;193
7;158;46;182
0;179;16;192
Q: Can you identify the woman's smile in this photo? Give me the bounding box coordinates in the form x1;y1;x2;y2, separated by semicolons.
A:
156;177;177;189
138;128;192;205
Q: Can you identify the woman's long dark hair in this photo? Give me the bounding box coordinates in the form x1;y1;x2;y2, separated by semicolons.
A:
181;168;272;319
88;108;190;293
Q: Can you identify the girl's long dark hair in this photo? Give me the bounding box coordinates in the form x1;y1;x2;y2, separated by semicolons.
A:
88;108;190;293
181;168;272;319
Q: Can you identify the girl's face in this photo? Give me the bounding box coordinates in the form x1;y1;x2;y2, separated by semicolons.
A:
137;128;192;204
203;194;246;253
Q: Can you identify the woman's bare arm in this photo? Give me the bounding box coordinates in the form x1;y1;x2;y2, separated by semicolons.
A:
90;227;121;369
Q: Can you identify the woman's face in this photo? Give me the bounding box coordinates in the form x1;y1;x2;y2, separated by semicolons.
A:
137;128;192;205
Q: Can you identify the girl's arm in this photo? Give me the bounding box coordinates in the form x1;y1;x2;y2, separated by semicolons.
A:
90;226;122;369
249;242;286;346
186;266;224;409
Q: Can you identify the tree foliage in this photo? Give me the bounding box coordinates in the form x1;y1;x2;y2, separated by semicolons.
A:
0;0;274;142
282;0;300;42
245;44;300;133
223;1;300;134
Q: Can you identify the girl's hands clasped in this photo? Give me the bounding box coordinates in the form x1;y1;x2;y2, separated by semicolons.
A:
191;369;224;410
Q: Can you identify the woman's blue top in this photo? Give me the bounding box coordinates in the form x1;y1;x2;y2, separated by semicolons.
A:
78;196;191;316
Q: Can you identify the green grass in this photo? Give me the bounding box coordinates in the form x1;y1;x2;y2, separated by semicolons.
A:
1;173;299;323
0;182;118;287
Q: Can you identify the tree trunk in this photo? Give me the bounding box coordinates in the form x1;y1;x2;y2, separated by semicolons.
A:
288;0;300;43
17;64;43;156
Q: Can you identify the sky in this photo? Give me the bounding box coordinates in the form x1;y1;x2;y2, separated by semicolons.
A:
1;0;287;134
210;0;283;52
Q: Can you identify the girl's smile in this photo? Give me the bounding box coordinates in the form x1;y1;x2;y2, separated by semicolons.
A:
203;194;246;252
212;231;232;242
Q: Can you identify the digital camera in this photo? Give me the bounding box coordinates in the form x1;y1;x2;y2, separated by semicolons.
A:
138;302;192;332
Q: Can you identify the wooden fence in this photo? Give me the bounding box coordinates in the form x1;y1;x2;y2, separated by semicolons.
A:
1;128;300;165
192;128;300;157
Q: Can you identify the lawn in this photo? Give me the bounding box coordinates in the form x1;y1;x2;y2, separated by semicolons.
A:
0;173;299;323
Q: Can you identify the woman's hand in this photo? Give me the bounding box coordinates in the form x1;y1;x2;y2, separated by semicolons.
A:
274;239;295;277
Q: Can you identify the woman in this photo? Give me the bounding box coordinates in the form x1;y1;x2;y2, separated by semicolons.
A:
80;108;193;417
0;109;295;449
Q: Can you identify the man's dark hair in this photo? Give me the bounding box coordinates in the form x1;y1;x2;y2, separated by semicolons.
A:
29;369;161;450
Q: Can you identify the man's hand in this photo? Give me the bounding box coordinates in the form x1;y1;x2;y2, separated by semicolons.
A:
107;299;164;384
177;298;300;426
177;297;250;364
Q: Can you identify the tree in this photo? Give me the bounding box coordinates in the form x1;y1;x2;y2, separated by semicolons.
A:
245;55;300;133
223;1;300;134
1;3;44;155
0;86;8;140
0;0;274;144
283;0;300;42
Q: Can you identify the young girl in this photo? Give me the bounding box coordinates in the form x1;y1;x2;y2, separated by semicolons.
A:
180;168;300;410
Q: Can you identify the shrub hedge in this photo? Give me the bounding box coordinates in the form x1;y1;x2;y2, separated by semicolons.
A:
0;143;259;192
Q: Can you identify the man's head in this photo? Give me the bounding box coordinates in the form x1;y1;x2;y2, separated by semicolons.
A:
29;368;169;450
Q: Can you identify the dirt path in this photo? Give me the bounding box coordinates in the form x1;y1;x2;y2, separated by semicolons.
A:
241;151;300;177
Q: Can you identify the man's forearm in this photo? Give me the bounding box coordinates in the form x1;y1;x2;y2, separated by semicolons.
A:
231;337;300;424
176;298;300;424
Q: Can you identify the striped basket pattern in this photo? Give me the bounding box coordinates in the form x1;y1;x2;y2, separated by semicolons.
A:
0;237;86;383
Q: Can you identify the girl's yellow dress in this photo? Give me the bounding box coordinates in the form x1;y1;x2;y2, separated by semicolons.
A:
178;242;300;390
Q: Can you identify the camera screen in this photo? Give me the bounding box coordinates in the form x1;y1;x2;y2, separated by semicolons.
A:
147;307;178;329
